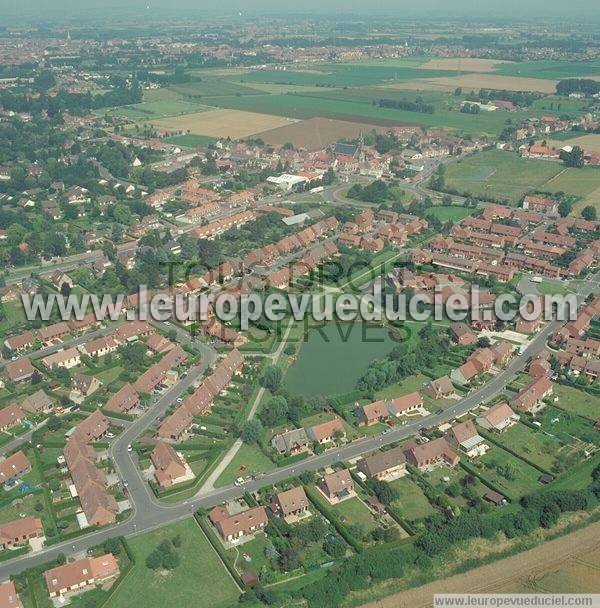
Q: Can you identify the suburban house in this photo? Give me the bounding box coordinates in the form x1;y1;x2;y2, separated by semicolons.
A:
0;451;31;485
445;420;488;457
151;442;188;488
71;411;110;444
388;392;423;417
271;428;310;455
37;322;70;345
80;336;119;358
357;400;390;426
0;404;26;432
4;358;36;383
21;389;53;414
357;446;407;480
210;505;268;542
44;554;120;598
403;437;459;470
157;407;193;442
522;195;558;216
4;330;35;353
72;373;102;398
0;516;43;550
476;402;520;432
306;418;346;445
513;376;554;413
0;581;19;608
270;486;310;520
318;469;354;503
451;360;479;385
422;376;455;399
104;383;140;415
42;347;81;369
449;322;478;345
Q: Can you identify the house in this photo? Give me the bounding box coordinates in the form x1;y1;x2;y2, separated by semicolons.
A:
115;321;153;343
357;446;407;480
69;313;100;333
37;322;70;345
0;451;31;485
78;484;119;527
21;389;53;414
49;270;73;290
306;418;346;444
72;373;102;398
404;437;459;470
445;420;488;457
451;360;479;385
0;404;26;432
157;407;193;442
318;469;354;502
145;334;175;355
0;517;43;550
449;322;478;345
41;348;81;369
213;506;268;542
513;376;553;413
151;442;188;488
522;195;558;216
388;392;423;417
476;402;519;432
71;411;110;444
0;581;19;608
270;486;309;519
271;428;310;455
422;376;455;399
44;554;119;598
357;400;389;426
80;336;119;358
104;383;139;415
4;358;35;383
4;330;35;353
491;341;514;367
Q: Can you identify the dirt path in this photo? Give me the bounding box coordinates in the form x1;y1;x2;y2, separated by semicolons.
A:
359;521;600;608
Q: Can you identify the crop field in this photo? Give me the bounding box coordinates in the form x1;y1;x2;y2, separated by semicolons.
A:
169;79;265;98
253;116;385;149
164;133;218;147
444;149;564;204
420;58;514;72
493;59;600;80
285;322;399;397
547;133;600;154
150;108;298;138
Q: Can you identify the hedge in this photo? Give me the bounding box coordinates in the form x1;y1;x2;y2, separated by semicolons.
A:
303;484;363;554
194;514;243;588
459;461;514;503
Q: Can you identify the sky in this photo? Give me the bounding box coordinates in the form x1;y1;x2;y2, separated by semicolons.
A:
3;0;599;20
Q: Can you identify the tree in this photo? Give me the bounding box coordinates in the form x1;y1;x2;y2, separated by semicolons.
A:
582;205;597;221
258;396;288;427
260;365;283;392
558;199;573;217
323;535;346;558
145;550;163;570
241;419;263;444
562;146;584;168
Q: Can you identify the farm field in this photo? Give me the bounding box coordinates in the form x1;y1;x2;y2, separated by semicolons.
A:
547;133;600;154
540;166;600;208
164;133;218;147
105;518;240;608
420;58;514;72
285;322;399;397
493;59;600;80
443;149;564;204
150;108;297;139
253;116;384;150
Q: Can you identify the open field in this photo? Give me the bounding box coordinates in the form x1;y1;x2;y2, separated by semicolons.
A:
150;108;298;139
285;322;399;397
164;133;218;148
444;149;563;204
500;423;563;471
425;205;477;222
420;58;513;72
547;133;600;154
253;116;384;149
540;166;600;200
494;59;600;80
105;518;240;608
385;73;560;94
553;384;600;420
359;520;600;608
214;442;276;488
389;476;436;521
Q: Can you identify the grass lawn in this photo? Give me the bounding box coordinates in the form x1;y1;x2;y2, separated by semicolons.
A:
214;443;276;488
536;280;572;296
105;518;239;608
425;205;477;222
552;384;600;420
477;447;542;500
444;149;563;205
94;365;124;385
285;322;399;397
499;423;563;471
537;405;600;446
0;300;27;334
164;133;218;148
0;493;41;524
540;166;600;201
230;533;270;576
332;496;378;533
375;373;428;400
389;476;436;521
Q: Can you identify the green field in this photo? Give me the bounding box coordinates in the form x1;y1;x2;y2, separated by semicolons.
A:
552;384;600;420
444;149;564;204
170;79;266;98
106;518;239;608
285;322;399;397
537;405;600;446
389;475;436;521
332;496;378;533
164;133;218;147
426;205;478;222
500;423;563;471
494;59;600;79
214;442;276;488
540;166;600;199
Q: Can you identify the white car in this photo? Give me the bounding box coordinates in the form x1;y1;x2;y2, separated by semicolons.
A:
127;444;133;452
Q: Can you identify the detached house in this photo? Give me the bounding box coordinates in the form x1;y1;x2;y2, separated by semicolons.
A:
151;442;189;488
307;418;346;445
271;428;310;455
422;376;455;399
270;486;310;520
0;451;31;485
403;437;459;471
318;469;354;503
4;358;36;383
357;446;407;480
445;420;488;457
476;402;519;433
211;505;268;542
513;376;553;413
0;404;26;432
44;554;119;599
21;389;53;414
0;516;43;550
